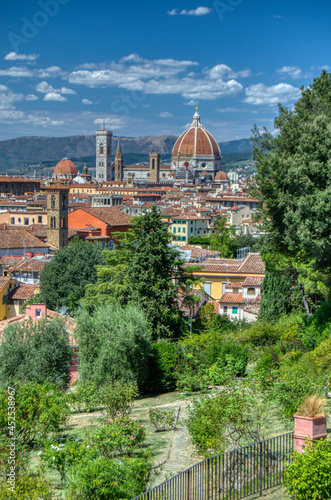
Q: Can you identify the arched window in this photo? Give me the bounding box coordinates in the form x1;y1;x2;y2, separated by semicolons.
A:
247;287;255;296
51;217;56;229
51;195;55;209
61;195;66;210
99;143;104;155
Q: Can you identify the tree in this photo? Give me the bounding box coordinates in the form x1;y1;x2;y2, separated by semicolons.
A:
258;268;292;321
209;215;236;257
75;302;152;392
85;206;202;337
252;71;331;294
0;316;72;389
39;238;105;311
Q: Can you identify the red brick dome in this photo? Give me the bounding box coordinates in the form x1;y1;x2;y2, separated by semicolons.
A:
172;109;221;157
214;170;229;181
53;158;78;176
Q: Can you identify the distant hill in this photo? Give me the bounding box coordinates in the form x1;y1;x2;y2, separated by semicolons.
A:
0;134;253;175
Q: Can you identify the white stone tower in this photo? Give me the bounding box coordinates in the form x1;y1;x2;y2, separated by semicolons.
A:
96;127;112;181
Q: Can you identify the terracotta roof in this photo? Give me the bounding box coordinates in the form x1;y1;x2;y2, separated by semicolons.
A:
237;254;265;274
0;276;10;292
214;170;229;182
8;283;39;301
225;282;242;290
243;276;264;286
0;227;49;249
219;293;243;304
172;126;220;157
72;207;131;226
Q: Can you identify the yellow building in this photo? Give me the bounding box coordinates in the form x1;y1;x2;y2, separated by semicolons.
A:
168;215;214;246
0;272;39;320
191;253;265;300
0;276;11;320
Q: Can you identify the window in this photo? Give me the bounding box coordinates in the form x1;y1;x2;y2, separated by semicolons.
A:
61;195;67;210
51;195;55;209
247;288;255;296
190;228;193;233
32;218;35;224
10;217;15;224
173;227;176;233
51;216;56;229
178;227;181;232
18;218;21;223
151;159;155;169
183;227;186;233
24;218;29;225
99;144;104;155
35;309;41;318
232;307;238;314
224;306;228;313
203;282;211;295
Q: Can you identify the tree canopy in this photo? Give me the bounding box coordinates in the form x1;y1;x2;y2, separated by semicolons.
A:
40;238;105;311
85;205;202;337
252;71;331;295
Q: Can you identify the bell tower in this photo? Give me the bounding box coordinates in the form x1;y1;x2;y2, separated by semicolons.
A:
96;127;112;182
149;153;160;184
45;185;70;248
114;140;123;181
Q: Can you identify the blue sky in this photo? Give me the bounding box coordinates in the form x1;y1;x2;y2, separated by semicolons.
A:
0;0;330;142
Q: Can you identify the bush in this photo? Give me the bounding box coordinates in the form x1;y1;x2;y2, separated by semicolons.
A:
284;439;331;499
0;473;53;499
66;454;152;500
41;439;86;484
148;341;179;393
90;415;145;458
149;408;176;431
0;383;69;447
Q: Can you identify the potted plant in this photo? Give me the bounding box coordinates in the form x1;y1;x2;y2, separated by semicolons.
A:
294;395;327;453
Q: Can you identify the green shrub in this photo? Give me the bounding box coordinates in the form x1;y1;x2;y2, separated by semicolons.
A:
285;439;331;499
0;473;53;499
0;383;69;447
66;454;152;500
149;408;176;431
90;415;145;458
41;439;86;484
148;341;179;393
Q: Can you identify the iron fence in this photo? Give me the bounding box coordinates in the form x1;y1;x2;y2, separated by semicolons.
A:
132;432;294;500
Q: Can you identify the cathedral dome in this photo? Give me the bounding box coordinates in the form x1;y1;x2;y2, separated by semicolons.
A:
214;170;229;182
53;158;78;176
172;109;221;158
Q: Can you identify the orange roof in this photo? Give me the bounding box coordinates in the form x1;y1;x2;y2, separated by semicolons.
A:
53;158;78;176
219;293;243;304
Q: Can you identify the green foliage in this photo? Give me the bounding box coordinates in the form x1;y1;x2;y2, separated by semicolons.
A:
66;453;152;500
149;341;179;393
0;473;53;499
0;316;72;389
0;383;69;447
41;439;85;484
76;303;152;392
301;300;331;349
90;414;146;458
187;380;267;456
252;71;331;292
209;215;236;258
85;205;203;338
149;408;176;431
258;269;292;321
263;353;326;421
187;236;211;246
285;439;331;500
40;238;104;310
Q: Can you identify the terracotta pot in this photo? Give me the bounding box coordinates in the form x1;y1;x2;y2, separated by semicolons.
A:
293;414;327;453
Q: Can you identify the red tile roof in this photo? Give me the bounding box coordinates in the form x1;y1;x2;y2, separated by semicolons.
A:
243;276;264;286
8;283;39;301
72;207;131;226
219;293;243;304
0;227;49;249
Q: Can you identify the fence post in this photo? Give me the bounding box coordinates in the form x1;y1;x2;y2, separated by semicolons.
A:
187;469;190;500
207;459;210;500
259;441;263;497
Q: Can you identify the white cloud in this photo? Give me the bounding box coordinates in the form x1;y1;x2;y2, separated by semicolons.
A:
244;83;301;105
276;66;307;79
94;117;127;130
36;81;76;95
68;55;243;101
43;92;67;102
0;109;64;126
159;112;173;118
273;15;283;19
0;65;63;78
25;94;39;101
0;85;24;109
82;98;93;105
168;7;212;15
4;52;39;62
184;100;198;106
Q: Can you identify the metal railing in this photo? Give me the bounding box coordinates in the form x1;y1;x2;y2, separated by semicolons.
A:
132;432;294;500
